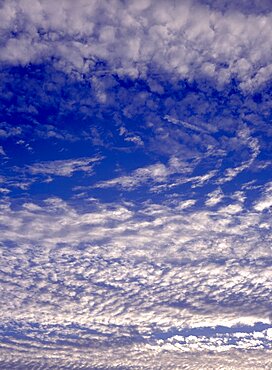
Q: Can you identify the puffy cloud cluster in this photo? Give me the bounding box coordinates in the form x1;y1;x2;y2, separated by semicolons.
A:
1;0;272;90
0;342;271;369
0;191;271;367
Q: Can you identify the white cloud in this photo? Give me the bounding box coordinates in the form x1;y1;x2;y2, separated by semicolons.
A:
27;156;102;177
0;195;271;367
0;1;272;367
177;199;196;210
1;1;272;90
0;125;22;138
205;188;224;206
217;130;260;184
164;115;210;134
95;157;192;190
0;145;6;156
254;182;272;211
254;198;272;212
0;187;10;194
218;203;243;214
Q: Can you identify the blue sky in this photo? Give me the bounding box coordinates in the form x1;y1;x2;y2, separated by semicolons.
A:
0;1;272;369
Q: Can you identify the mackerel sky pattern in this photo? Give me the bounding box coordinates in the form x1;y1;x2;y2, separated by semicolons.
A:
0;1;272;369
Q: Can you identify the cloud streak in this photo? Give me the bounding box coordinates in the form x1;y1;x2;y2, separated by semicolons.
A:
27;156;102;177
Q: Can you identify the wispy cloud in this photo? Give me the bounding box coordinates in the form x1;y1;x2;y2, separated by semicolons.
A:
254;182;272;211
95;157;193;190
27;156;102;177
216;128;260;184
205;188;224;206
164;115;211;134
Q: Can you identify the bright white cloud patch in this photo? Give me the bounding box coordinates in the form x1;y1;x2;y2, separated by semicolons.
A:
205;188;224;206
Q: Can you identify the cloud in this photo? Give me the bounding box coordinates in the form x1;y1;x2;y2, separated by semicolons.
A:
177;199;196;210
0;187;10;194
0;124;22;138
0;145;6;156
0;336;271;369
95;157;193;190
27;156;102;177
254;182;272;211
216;128;260;184
0;195;271;367
164;115;211;134
92;122;262;193
1;0;272;90
205;188;224;206
0;1;272;368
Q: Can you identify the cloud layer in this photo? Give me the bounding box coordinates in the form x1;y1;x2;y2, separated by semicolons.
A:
1;1;272;368
0;192;271;367
1;0;272;90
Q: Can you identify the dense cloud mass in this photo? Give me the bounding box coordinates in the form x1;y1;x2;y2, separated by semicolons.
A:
0;194;272;368
1;0;272;90
0;0;272;369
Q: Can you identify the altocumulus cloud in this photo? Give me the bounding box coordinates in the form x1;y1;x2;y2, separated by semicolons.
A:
0;0;272;369
1;0;272;90
0;193;272;368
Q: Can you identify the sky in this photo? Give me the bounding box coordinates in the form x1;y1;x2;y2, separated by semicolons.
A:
0;0;272;369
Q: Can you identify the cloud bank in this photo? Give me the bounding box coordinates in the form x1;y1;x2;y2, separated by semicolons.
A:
0;193;271;367
1;0;272;90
